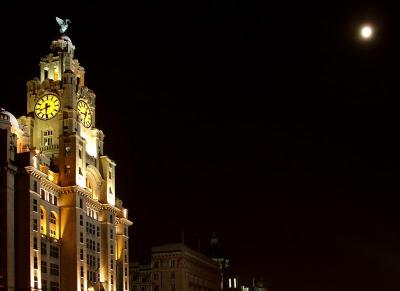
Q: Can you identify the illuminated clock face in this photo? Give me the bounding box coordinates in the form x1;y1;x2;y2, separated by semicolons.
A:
34;94;61;120
77;100;92;128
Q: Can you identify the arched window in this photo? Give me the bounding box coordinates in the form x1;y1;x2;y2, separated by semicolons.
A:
50;212;56;224
49;211;58;239
40;206;47;235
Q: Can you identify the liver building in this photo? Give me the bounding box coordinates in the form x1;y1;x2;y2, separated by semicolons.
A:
0;19;132;291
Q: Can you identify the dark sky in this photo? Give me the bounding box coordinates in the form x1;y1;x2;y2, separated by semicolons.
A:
2;1;400;290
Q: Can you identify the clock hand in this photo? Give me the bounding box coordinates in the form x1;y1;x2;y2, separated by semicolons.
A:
45;103;50;118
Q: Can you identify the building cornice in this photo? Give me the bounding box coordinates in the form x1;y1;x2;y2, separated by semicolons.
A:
116;217;133;226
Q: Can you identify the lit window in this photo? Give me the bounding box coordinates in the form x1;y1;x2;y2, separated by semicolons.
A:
49;212;58;238
40;207;47;235
54;66;59;80
50;213;56;224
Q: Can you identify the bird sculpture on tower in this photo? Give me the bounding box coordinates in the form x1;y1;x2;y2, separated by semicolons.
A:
56;17;70;34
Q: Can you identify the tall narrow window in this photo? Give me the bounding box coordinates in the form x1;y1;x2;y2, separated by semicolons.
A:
43;129;53;147
33;219;38;231
33;180;38;192
54;66;59;80
49;212;58;239
33;199;37;212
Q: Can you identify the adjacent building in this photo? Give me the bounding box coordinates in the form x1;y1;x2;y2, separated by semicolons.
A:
130;243;221;291
0;27;132;291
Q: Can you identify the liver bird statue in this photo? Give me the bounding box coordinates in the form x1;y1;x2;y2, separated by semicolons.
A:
56;17;70;34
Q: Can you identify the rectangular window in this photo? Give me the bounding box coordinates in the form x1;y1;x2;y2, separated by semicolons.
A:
110;228;113;239
80;198;83;208
33;219;38;231
50;245;59;258
33;199;38;212
97;226;100;237
34;276;38;289
80;266;84;278
33;237;38;250
41;189;45;199
80;232;83;243
42;279;47;291
33;180;38;192
34;256;38;269
53;196;57;206
50;263;59;276
110;259;113;269
110;244;114;255
80;215;83;226
41;242;47;255
42;261;47;273
50;281;60;291
80;249;83;260
53;66;59;80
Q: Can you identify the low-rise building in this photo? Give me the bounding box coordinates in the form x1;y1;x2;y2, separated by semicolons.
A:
130;243;220;291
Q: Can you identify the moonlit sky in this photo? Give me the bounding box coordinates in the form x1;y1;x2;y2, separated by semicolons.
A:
2;1;400;290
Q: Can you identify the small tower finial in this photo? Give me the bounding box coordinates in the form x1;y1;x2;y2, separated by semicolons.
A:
56;17;71;34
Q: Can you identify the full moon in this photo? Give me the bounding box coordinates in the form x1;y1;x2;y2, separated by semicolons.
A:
360;25;373;39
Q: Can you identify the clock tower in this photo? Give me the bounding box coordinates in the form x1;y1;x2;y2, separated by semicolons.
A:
12;20;132;291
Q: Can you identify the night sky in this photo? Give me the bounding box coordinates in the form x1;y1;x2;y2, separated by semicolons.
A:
2;1;400;290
